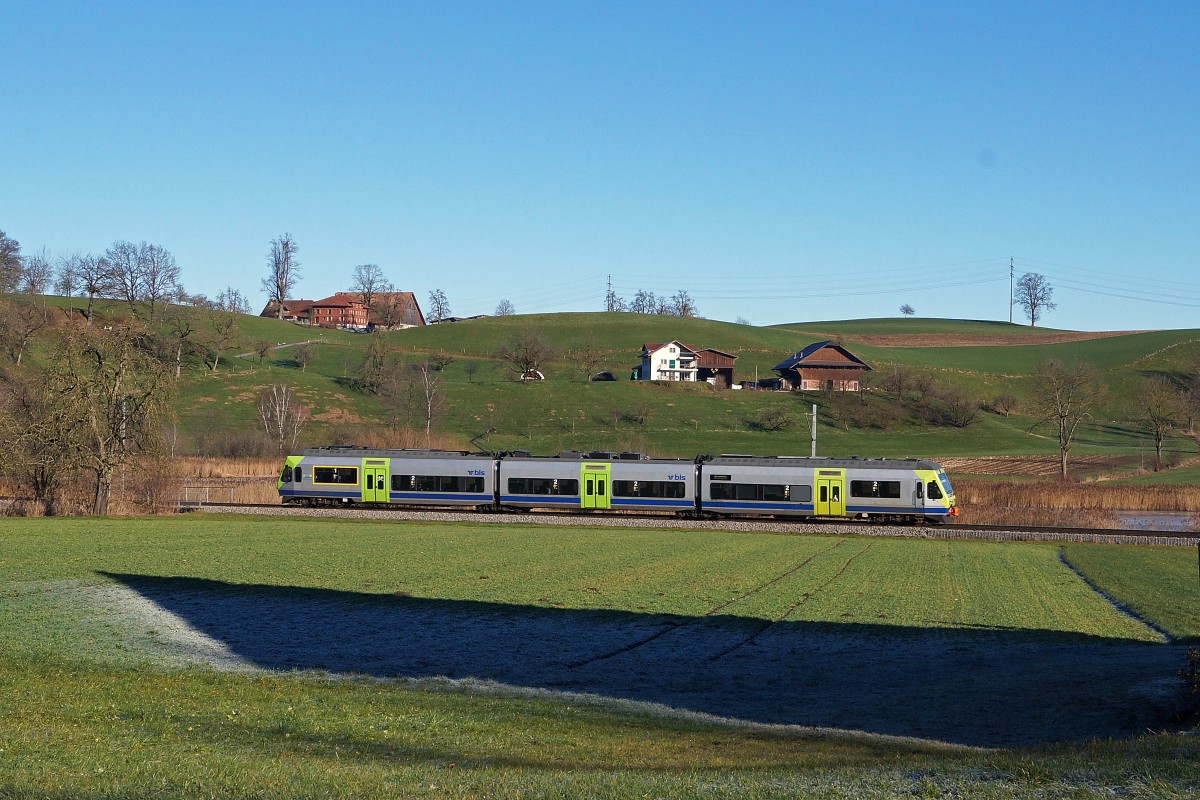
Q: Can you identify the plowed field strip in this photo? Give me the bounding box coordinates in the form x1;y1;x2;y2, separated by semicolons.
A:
566;538;847;669
708;541;877;661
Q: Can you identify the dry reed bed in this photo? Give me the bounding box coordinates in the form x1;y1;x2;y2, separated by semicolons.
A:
955;480;1200;512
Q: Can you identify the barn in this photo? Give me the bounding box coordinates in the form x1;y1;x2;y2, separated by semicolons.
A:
773;341;871;391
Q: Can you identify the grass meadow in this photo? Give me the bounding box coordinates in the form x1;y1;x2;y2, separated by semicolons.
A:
2;514;1199;798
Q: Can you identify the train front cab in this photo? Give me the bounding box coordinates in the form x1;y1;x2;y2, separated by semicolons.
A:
914;467;957;522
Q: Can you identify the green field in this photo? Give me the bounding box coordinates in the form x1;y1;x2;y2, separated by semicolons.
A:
3;515;1199;798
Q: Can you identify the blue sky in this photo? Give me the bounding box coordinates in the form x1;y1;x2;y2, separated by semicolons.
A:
3;1;1198;329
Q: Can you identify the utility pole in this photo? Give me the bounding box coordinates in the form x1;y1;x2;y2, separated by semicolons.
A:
811;403;817;457
1009;257;1014;324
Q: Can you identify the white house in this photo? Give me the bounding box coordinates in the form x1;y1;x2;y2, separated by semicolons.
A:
632;341;699;381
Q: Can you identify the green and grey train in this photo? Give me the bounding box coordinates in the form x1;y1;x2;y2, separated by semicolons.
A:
279;446;958;523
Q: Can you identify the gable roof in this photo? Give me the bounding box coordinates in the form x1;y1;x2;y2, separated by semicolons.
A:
260;299;315;317
640;340;700;357
773;341;872;372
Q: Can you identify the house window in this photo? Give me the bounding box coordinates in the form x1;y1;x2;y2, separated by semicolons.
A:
669;360;676;369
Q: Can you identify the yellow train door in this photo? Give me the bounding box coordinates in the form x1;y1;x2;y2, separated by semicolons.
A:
362;459;390;503
580;463;611;509
815;469;845;516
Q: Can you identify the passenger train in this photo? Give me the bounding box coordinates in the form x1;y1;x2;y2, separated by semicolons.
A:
278;446;958;523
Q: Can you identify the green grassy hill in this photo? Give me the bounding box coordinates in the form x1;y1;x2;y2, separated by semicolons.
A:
15;298;1200;470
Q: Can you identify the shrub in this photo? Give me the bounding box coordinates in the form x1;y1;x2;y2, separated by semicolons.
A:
749;405;794;431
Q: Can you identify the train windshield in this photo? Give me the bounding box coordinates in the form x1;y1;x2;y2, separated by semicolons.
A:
936;469;954;497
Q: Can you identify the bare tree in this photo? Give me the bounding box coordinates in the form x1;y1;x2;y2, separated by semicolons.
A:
140;243;180;321
1027;358;1102;479
628;289;656;314
0;297;49;366
292;342;317;372
1015;273;1057;327
751;405;794;431
351;264;386;315
408;361;445;439
1140;377;1187;471
670;290;698;318
0;368;79;515
54;253;80;297
494;299;516;316
52;326;174;515
76;254;111;324
20;249;53;295
252;339;273;364
495;328;553;381
257;384;310;452
463;360;481;383
427;351;455;371
900;303;915;317
262;234;301;319
0;229;21;293
938;387;980;428
103;240;145;317
215;286;251;314
574;336;606;382
203;305;241;372
993;392;1018;417
427;289;451;323
161;306;201;378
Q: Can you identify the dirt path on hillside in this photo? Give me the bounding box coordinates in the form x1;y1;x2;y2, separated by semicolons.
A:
776;329;1150;347
82;576;1185;749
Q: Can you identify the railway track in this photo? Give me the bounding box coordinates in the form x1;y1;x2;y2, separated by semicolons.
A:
190;501;1200;546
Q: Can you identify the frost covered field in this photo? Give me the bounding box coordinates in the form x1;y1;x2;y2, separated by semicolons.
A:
3;514;1199;798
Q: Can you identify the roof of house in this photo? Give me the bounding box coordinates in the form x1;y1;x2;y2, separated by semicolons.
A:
259;299;315;316
311;294;362;309
641;340;699;356
773;341;872;372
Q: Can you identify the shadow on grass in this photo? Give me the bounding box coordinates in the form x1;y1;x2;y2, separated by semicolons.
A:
98;572;1187;748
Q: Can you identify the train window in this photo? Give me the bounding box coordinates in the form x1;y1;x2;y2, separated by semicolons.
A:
790;484;813;502
760;484;788;501
508;477;579;496
313;466;358;485
927;480;943;500
392;475;485;493
612;480;686;498
916;482;924;500
711;482;795;502
280;466;293;483
294;467;302;482
850;480;901;499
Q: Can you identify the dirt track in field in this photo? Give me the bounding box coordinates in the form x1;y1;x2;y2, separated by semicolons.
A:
84;574;1186;749
778;329;1149;348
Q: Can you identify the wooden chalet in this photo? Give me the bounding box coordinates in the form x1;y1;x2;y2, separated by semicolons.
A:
773;341;871;391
